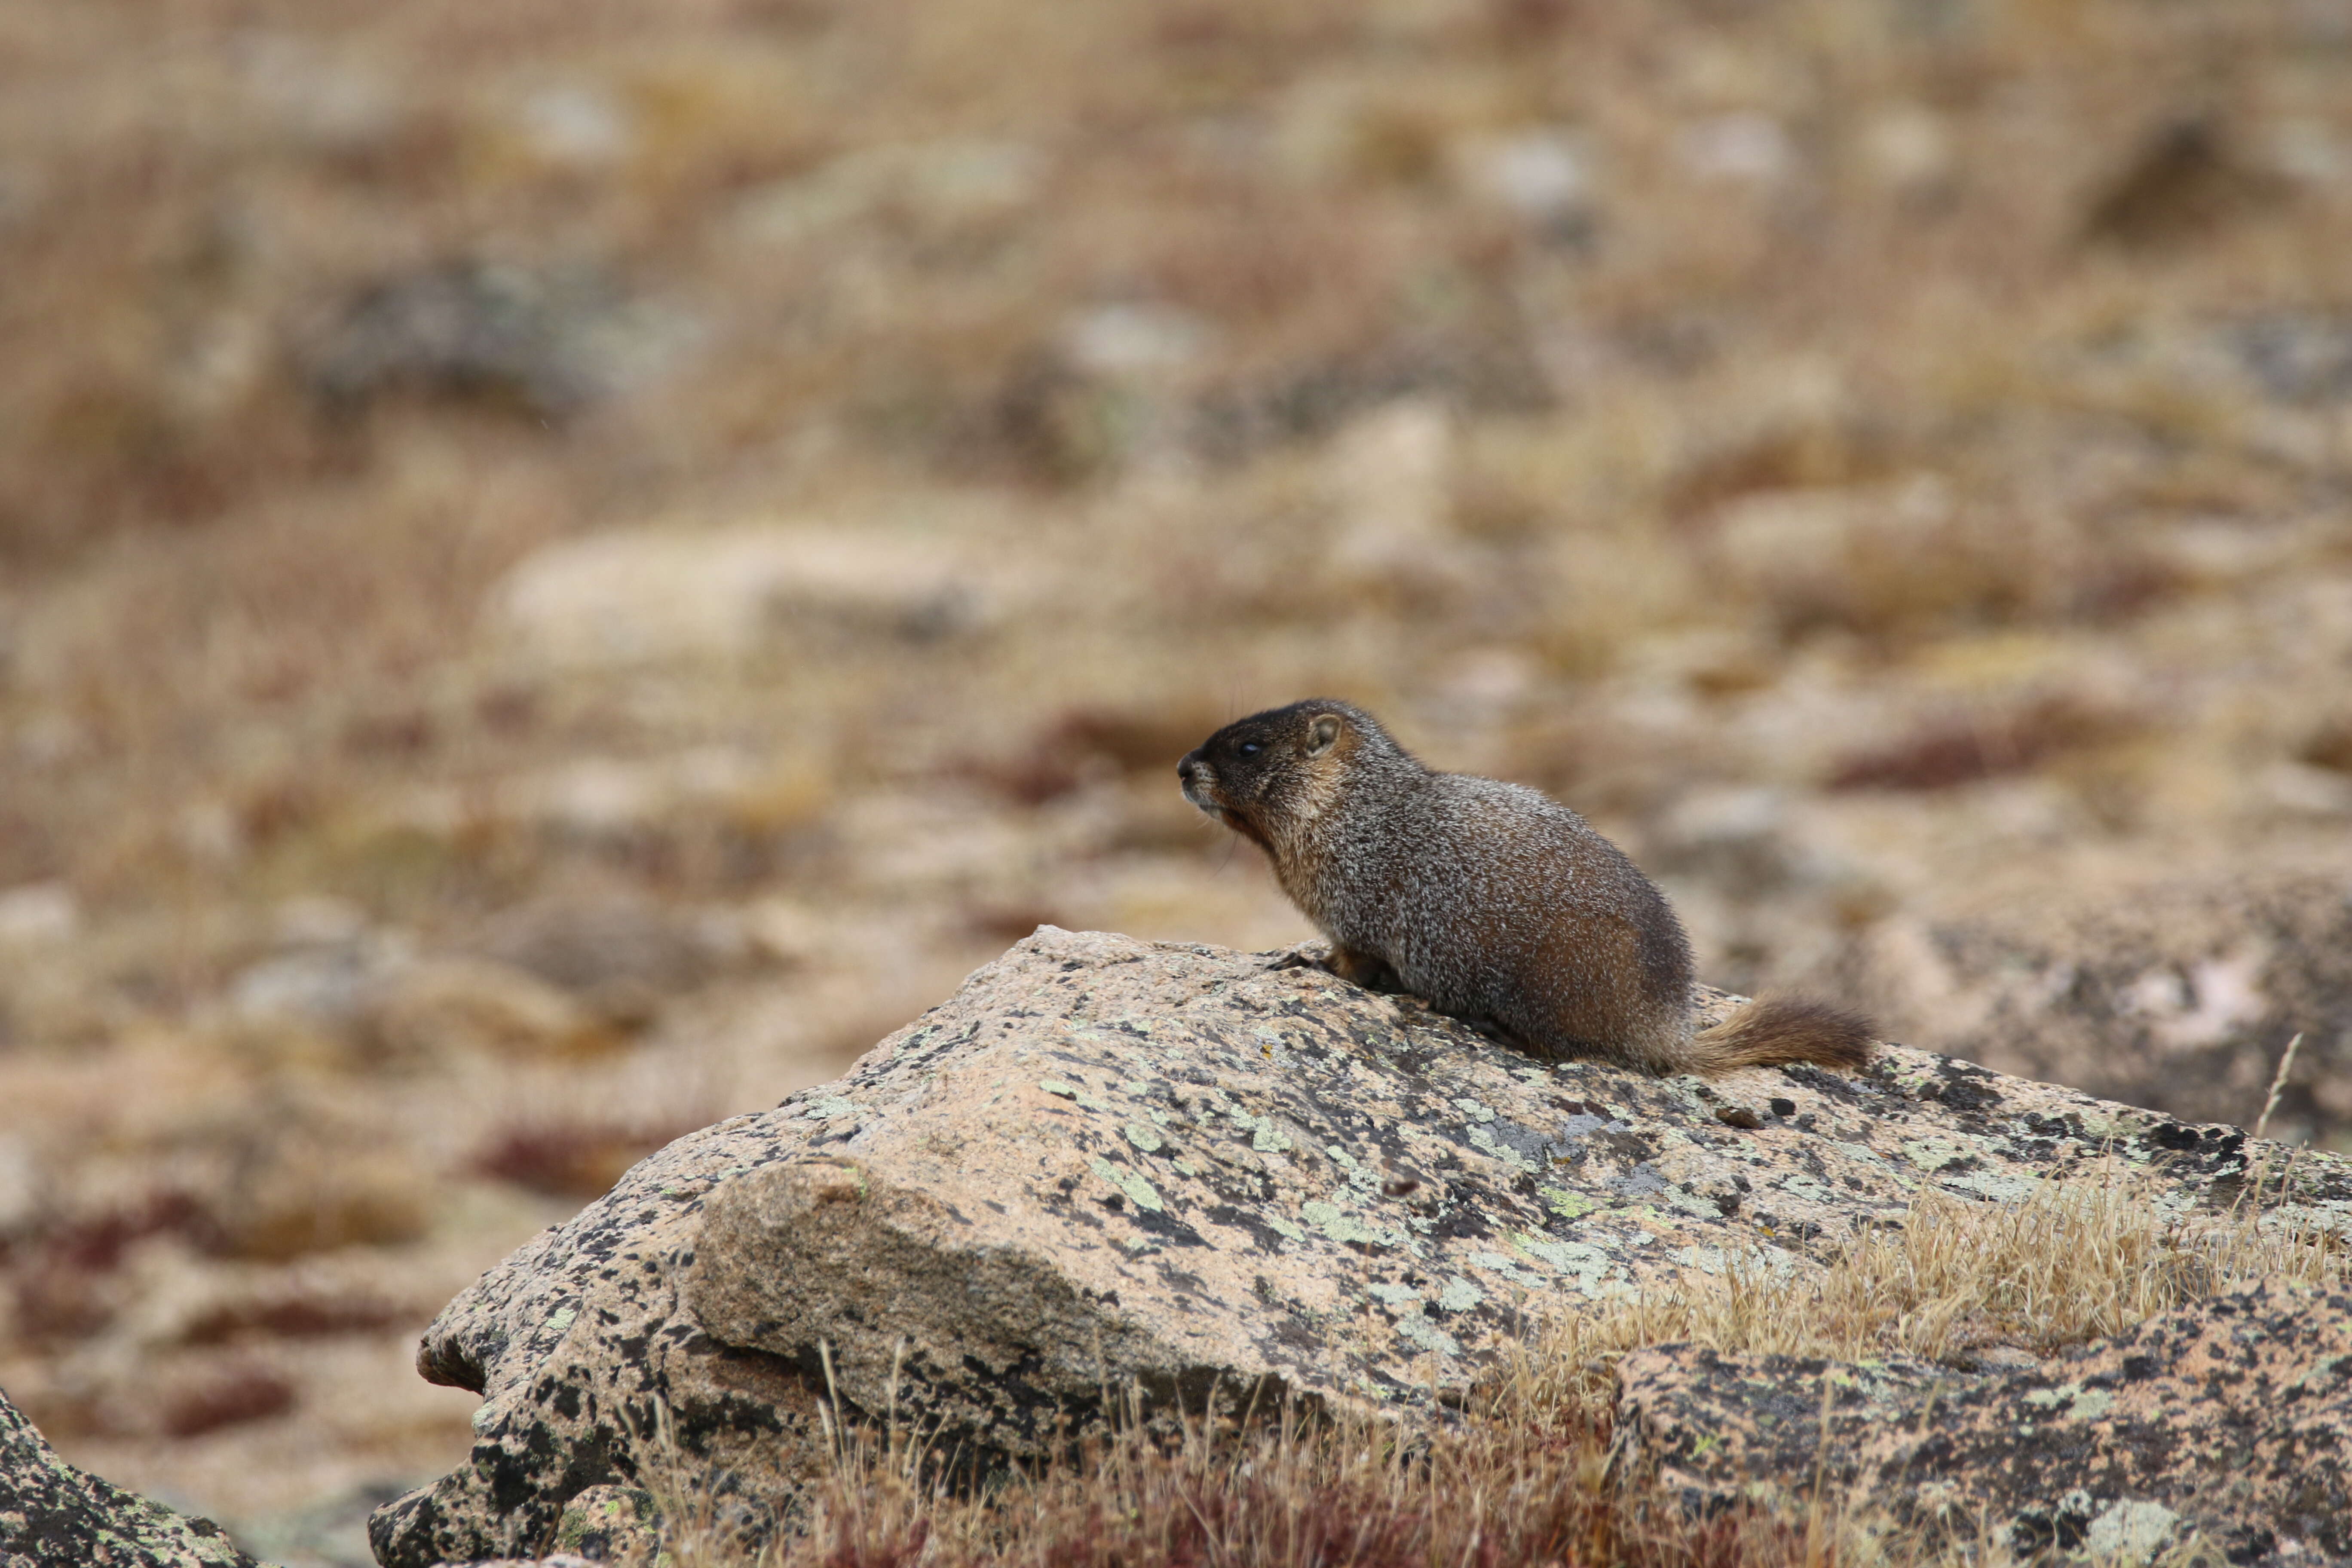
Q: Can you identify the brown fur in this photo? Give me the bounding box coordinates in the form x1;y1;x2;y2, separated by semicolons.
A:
1178;700;1875;1078
1687;996;1878;1074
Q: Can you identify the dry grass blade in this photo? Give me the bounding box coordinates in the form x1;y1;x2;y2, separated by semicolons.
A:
2253;1032;2305;1144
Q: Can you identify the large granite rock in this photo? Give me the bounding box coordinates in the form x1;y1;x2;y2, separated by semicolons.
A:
369;927;2352;1567
1616;1280;2352;1562
0;1385;260;1567
1824;864;2352;1144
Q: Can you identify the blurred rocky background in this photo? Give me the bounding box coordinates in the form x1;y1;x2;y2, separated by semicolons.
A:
1;0;2349;1560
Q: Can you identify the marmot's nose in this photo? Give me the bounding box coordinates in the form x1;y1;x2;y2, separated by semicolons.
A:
1176;753;1199;786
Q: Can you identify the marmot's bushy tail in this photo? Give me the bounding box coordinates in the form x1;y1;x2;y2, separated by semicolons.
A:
1688;997;1876;1074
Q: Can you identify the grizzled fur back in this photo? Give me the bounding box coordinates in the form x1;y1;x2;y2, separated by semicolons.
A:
1319;769;1699;1070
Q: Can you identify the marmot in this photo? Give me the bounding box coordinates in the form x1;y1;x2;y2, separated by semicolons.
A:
1176;698;1874;1076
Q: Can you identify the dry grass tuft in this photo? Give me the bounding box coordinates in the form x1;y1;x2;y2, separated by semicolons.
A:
660;1387;1824;1568
1518;1169;2345;1421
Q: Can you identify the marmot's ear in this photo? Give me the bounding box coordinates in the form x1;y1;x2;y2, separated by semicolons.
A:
1306;713;1343;756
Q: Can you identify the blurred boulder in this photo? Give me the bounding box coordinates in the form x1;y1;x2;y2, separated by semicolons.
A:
1453;126;1596;242
513;84;634;171
220;1478;417;1568
1327;400;1460;591
110;1250;410;1349
1060;302;1210;380
1188;331;1551;466
197;1118;434;1262
1676;113;1796;185
230;943;397;1038
983;303;1213;480
232;34;406;159
226;912;657;1063
1817;864;2352;1144
1646;786;1801;900
0;881;78;949
2229;311;2352;404
476;893;725;1027
1855;104;1954;195
305;261;694;419
0;1384;262;1566
490;524;999;668
364;956;617;1064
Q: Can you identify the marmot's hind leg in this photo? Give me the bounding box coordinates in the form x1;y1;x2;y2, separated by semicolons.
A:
1324;943;1404;992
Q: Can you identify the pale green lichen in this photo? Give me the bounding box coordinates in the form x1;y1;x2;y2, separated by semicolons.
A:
2087;1499;2178;1560
1089;1155;1164;1212
1301;1200;1401;1247
1436;1277;1483;1312
2024;1383;2113;1422
1123;1122;1164;1153
1672;1244;1728;1275
1470;1249;1541;1286
1468;1124;1534;1172
1903;1136;1968;1171
2067;1388;2115;1421
1512;1232;1611;1277
1777;1173;1839;1204
1540;1186;1596;1220
1659;1185;1726;1221
1395;1315;1461;1357
1944;1169;2041;1203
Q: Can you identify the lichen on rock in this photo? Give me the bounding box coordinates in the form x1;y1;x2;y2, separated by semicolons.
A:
1615;1280;2352;1562
0;1384;262;1567
368;927;2352;1568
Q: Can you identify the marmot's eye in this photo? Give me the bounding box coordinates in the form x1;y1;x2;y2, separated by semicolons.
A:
1237;741;1261;756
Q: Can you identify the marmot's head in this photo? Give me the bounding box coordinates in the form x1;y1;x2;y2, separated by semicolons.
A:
1177;699;1405;849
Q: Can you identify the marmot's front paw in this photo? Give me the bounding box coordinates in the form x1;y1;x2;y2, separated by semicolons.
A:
1267;940;1332;973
